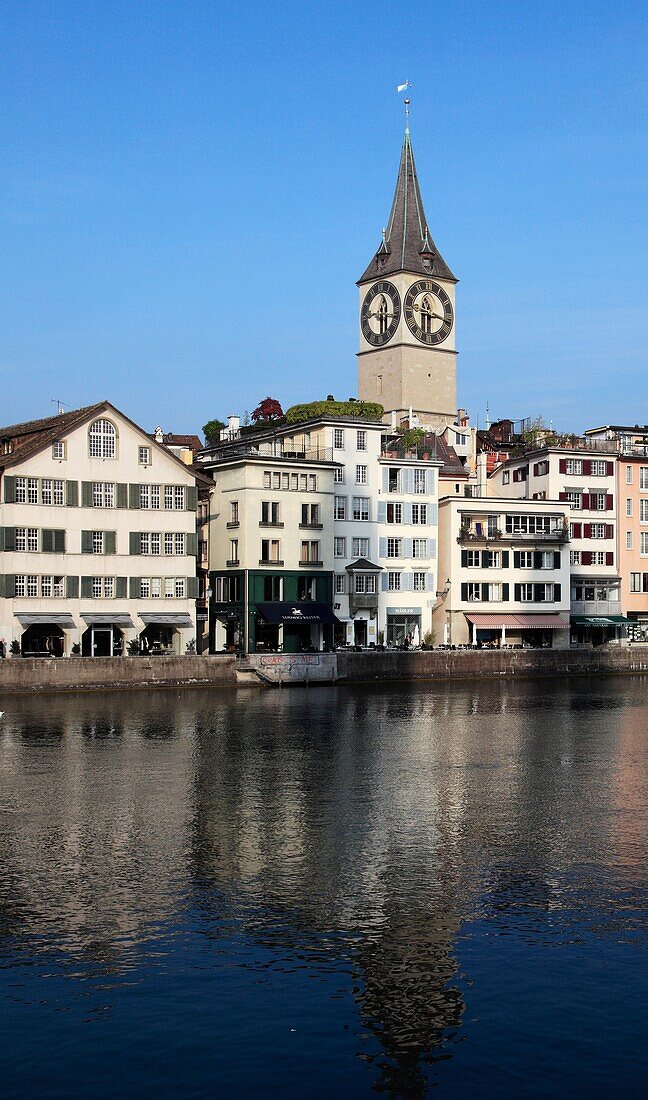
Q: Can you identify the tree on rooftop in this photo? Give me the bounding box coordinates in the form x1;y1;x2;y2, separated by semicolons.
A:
252;397;284;422
203;419;225;445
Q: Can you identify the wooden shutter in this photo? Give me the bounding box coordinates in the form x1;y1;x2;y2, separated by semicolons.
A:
403;502;413;524
402;572;413;592
53;530;65;553
583;524;592;538
605;552;614;566
66;575;79;599
481;583;489;602
379;537;387;558
381;468;389;493
581;551;592;566
81;576;93;598
559;459;567;474
533;551;542;569
461;549;468;567
502;583;509;601
533;463;540;475
115;576;127;599
377;501;387;523
128;484;139;509
403;537;413;558
605;494;613;510
105;531;116;555
581;493;590;509
381;572;388;591
129;532;141;555
502;551;509;568
481;550;489;568
605;524;614;539
186;486;198;511
553;583;561;601
425;573;435;591
41;529;54;552
116;483;127;509
186;576;199;599
1;574;15;597
81;530;93;553
513;551;521;568
186;532;198;556
572;523;582;538
1;527;16;551
461;583;468;601
553;551;561;569
81;482;93;507
583;460;592;476
129;577;140;599
606;461;614;476
66;480;78;507
3;476;15;503
558;492;567;502
514;584;521;601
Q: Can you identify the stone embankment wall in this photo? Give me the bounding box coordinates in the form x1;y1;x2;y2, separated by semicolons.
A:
337;647;648;684
0;654;237;695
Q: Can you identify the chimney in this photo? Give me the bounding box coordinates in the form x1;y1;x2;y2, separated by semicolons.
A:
228;414;240;434
154;425;164;443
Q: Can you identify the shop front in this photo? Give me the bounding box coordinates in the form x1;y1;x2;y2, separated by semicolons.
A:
15;613;75;656
627;615;648;643
570;615;628;646
138;612;194;655
81;612;133;657
385;607;422;648
465;613;570;649
255;602;338;653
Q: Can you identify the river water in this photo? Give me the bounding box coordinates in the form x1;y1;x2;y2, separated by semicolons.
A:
0;678;646;1097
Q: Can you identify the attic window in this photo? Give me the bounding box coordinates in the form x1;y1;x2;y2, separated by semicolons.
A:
52;441;65;460
89;418;117;459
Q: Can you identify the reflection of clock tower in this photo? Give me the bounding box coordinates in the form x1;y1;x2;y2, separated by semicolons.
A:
358;104;457;429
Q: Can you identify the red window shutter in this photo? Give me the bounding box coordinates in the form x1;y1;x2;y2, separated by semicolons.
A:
583;460;592;476
606;524;614;538
584;523;591;538
606;461;614;476
559;459;567;474
533;463;539;476
559;492;567;501
572;522;582;538
581;493;590;510
582;551;592;565
606;494;613;510
606;552;614;566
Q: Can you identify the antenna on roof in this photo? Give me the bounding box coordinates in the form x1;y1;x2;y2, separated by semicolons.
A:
51;398;69;415
485;402;490;430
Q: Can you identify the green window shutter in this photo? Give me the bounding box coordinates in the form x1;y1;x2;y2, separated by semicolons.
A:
117;483;128;509
186;576;199;599
66;575;79;599
2;527;16;552
186;486;198;511
66;480;78;507
54;529;65;553
115;576;127;599
129;576;140;599
186;532;198;556
1;574;16;598
81;576;93;598
81;530;93;553
41;529;54;553
128;484;139;509
105;531;116;555
3;476;15;503
81;482;93;507
129;532;141;555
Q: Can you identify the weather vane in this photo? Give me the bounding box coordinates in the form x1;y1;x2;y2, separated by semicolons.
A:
397;81;413;132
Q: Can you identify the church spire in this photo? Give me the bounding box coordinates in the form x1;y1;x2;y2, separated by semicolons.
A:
358;108;456;284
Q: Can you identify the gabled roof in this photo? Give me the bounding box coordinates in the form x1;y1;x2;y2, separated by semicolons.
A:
359;130;456;284
345;557;381;573
0;400;205;481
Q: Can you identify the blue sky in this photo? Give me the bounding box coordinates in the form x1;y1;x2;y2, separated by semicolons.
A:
1;0;646;436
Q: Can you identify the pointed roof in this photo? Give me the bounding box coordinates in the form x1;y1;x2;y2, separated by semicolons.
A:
358;130;456;284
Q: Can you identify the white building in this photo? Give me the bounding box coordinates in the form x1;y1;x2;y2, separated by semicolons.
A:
0;402;200;657
489;444;623;644
437;497;571;648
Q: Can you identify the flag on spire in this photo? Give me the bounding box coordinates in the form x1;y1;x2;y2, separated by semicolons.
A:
397;81;412;93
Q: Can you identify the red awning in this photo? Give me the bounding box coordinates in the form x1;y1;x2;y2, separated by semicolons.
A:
465;613;569;630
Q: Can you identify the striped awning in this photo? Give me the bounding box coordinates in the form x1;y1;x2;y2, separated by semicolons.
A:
139;613;194;627
15;613;76;628
465;613;570;630
82;613;134;627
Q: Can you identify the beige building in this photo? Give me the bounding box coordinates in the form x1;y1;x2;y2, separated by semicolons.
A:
437;497;571;648
0;402;200;657
357;109;457;430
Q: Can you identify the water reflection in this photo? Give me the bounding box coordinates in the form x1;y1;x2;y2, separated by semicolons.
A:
1;679;647;1095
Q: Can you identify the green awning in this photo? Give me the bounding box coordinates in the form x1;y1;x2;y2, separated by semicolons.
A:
571;615;628;626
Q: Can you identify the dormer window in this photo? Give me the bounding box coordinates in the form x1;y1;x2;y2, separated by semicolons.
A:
89;418;117;459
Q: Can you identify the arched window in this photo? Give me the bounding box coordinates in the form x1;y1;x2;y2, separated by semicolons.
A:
378;294;388;334
88;419;117;459
420;295;433;334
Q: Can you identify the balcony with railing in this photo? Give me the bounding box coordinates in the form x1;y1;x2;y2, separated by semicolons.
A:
198;440;334;464
458;524;570;544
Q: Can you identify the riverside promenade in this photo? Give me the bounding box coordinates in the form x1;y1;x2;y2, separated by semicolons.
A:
1;647;648;694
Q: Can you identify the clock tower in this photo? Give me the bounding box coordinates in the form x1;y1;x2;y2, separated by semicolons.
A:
358;104;458;429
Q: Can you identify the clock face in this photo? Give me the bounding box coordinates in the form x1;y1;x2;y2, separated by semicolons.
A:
403;279;454;345
361;281;401;347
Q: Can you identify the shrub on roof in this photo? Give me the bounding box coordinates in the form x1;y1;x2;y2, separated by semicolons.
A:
285;399;384;424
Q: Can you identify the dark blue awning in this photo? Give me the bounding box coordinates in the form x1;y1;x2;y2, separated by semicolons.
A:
256;602;339;625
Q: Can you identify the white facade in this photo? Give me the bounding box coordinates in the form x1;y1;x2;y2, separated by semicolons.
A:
437;497;571;648
0;404;199;657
